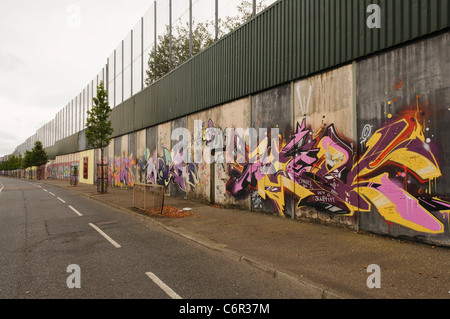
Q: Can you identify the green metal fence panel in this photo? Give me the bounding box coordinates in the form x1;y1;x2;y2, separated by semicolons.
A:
78;0;450;143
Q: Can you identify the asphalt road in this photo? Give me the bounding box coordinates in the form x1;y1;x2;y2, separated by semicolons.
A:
0;176;313;300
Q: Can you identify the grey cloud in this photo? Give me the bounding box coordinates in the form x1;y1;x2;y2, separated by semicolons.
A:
0;52;26;73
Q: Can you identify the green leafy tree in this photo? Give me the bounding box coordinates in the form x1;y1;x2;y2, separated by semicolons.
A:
4;155;18;170
85;81;113;193
31;141;48;167
17;141;49;179
145;0;267;85
17;153;23;169
23;150;32;169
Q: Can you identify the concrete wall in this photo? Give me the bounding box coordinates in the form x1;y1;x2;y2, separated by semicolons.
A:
47;153;79;181
291;64;358;228
42;31;450;246
186;97;251;207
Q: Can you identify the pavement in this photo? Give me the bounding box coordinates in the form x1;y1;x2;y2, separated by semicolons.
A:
38;179;450;299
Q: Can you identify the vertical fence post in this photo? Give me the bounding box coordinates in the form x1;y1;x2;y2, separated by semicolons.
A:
189;0;193;57
141;16;144;91
144;184;147;210
215;0;218;41
154;0;157;83
130;29;133;97
121;40;124;104
168;0;172;71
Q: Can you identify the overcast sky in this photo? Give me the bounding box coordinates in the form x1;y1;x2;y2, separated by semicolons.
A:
0;0;156;157
0;0;276;158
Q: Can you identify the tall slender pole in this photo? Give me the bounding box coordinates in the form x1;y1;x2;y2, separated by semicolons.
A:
141;16;144;90
121;40;124;103
130;30;133;96
215;0;218;41
169;0;172;70
253;0;257;17
189;0;192;57
154;1;157;82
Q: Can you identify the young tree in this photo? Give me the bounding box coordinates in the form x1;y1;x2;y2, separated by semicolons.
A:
30;141;48;180
17;153;23;169
31;141;48;167
23;150;32;169
85;81;113;193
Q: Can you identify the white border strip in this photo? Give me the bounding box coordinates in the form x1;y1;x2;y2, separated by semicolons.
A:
57;197;66;203
88;223;121;248
145;272;182;299
68;205;83;217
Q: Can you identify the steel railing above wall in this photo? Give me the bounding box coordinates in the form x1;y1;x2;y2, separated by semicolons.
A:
44;0;450;155
108;0;450;139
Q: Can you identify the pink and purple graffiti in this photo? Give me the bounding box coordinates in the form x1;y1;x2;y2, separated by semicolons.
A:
226;111;449;235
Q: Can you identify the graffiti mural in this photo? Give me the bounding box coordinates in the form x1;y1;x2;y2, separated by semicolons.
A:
111;153;135;188
137;146;199;193
225;108;449;236
45;162;79;181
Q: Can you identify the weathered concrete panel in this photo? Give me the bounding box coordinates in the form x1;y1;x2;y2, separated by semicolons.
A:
356;32;450;246
135;126;157;185
213;97;250;208
121;134;128;157
107;139;114;161
187;108;215;203
170;117;187;198
292;64;358;228
158;122;171;194
249;84;294;217
294;64;355;141
136;129;146;159
113;136;121;158
128;132;137;186
146;126;157;152
185;97;251;207
136;129;146;184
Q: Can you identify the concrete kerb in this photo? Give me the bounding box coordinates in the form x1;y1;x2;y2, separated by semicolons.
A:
43;180;347;299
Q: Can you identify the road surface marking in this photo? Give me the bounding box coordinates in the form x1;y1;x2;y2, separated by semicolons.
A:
68;205;83;217
88;223;121;248
0;183;3;192
43;189;48;192
49;192;55;196
145;272;182;299
57;197;66;203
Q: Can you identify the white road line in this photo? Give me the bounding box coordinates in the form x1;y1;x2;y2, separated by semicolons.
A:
0;183;4;192
145;272;182;299
43;189;48;192
68;205;83;217
49;192;55;196
57;197;66;203
88;223;121;248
